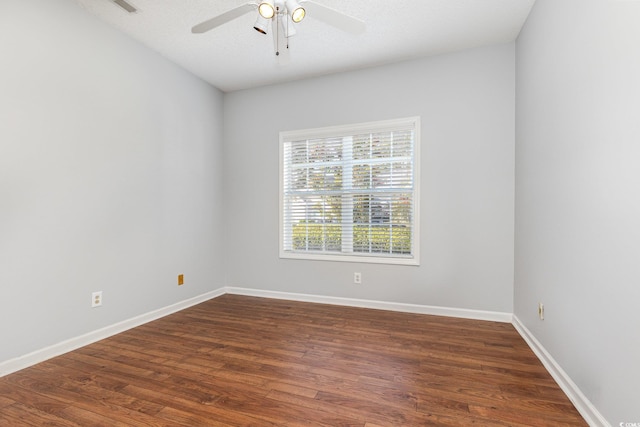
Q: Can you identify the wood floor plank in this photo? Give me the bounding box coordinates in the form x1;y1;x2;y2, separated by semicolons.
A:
0;402;79;427
0;294;586;426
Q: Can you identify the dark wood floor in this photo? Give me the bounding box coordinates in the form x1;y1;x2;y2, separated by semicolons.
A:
0;294;586;426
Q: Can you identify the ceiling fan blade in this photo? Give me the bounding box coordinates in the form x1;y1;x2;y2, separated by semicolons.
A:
302;1;365;35
192;3;256;34
112;0;137;13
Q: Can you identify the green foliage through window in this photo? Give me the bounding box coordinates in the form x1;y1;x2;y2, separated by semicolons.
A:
281;117;419;264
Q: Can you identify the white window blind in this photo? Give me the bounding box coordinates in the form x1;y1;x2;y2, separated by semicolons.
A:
280;117;420;265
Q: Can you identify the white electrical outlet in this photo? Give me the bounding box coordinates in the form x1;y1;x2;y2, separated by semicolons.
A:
538;302;544;320
354;272;362;284
92;291;103;308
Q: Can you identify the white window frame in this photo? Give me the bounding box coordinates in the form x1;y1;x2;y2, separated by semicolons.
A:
279;117;420;266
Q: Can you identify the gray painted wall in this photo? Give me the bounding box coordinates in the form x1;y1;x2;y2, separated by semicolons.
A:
0;0;226;363
515;0;640;423
2;0;635;422
224;43;515;313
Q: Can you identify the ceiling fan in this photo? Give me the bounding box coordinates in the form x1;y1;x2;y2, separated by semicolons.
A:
191;0;365;56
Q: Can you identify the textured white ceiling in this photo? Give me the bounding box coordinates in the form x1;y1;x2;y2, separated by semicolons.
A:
72;0;535;92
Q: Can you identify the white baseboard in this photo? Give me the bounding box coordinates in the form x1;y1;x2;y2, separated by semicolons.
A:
225;286;513;323
1;286;605;427
512;315;610;427
0;286;508;377
0;288;225;378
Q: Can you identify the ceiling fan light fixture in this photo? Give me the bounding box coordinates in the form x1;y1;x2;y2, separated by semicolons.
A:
285;0;305;23
253;15;269;34
258;0;275;19
281;14;297;38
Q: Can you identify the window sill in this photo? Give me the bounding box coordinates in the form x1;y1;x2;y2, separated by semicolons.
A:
280;250;420;266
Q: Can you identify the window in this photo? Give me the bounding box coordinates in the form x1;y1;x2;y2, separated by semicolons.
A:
280;117;420;265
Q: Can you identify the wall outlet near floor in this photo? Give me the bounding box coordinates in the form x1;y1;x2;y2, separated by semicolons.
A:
92;291;103;308
178;274;184;286
538;302;544;320
354;272;362;284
